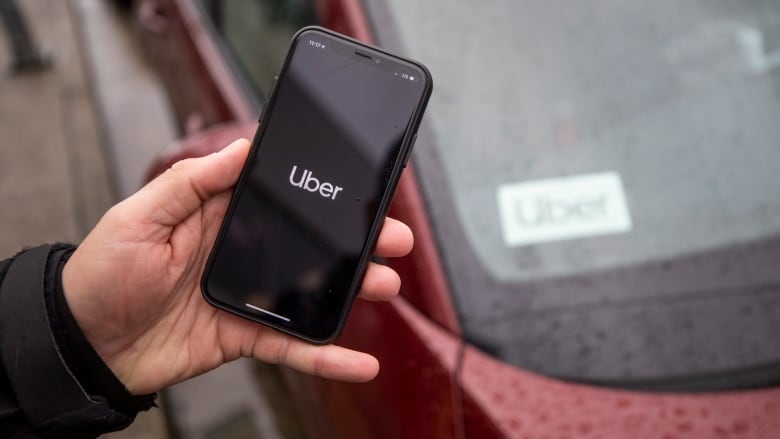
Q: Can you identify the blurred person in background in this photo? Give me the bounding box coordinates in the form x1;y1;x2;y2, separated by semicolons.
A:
0;0;48;72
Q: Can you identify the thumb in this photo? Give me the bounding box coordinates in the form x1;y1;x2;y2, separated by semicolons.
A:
125;138;251;226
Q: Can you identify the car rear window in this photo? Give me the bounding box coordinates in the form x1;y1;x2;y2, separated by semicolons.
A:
367;0;780;390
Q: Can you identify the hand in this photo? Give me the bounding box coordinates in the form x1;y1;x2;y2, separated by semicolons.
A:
62;138;413;395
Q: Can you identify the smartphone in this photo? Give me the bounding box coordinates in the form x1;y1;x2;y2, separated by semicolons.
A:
201;27;432;344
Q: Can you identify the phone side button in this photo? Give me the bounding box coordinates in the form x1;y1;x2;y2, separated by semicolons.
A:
267;75;278;100
402;134;418;167
259;75;279;123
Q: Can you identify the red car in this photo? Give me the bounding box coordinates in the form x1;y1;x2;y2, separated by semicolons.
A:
137;0;780;437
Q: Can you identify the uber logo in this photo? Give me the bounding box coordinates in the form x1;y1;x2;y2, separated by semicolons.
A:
497;172;632;246
515;195;608;226
289;165;343;200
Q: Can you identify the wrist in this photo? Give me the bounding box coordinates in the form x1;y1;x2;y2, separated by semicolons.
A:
56;249;156;409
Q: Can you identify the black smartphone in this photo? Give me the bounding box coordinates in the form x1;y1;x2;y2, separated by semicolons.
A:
201;27;432;344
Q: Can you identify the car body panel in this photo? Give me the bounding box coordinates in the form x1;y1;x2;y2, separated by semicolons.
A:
386;165;462;336
284;299;462;439
138;1;780;438
138;0;460;335
146;121;464;438
135;0;253;131
143;121;256;182
461;346;780;438
314;0;372;41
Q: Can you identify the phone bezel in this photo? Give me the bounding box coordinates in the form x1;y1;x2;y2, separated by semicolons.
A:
200;26;432;344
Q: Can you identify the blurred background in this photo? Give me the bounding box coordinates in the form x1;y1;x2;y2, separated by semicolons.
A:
2;0;780;438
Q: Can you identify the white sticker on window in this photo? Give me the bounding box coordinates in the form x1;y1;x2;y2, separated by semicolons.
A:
497;171;632;246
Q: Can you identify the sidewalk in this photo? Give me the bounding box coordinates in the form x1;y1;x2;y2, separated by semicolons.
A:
0;0;112;254
0;1;167;437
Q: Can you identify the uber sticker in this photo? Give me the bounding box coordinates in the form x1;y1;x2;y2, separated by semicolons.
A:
496;171;632;246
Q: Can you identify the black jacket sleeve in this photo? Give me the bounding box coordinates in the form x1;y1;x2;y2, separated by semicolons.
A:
0;244;156;438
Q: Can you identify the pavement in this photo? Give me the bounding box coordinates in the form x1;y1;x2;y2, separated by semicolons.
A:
0;0;112;254
0;1;168;437
0;2;303;438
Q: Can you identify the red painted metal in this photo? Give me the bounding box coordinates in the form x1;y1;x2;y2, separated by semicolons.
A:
139;2;780;438
318;0;463;337
315;0;373;41
134;0;253;131
284;299;462;439
387;168;462;336
145;121;464;439
143;121;256;182
139;0;460;335
314;4;780;439
172;0;254;121
460;346;780;438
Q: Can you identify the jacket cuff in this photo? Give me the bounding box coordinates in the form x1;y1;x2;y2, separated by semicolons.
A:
48;245;157;415
0;245;152;435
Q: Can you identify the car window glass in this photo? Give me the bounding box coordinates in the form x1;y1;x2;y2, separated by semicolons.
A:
367;0;780;390
197;0;316;98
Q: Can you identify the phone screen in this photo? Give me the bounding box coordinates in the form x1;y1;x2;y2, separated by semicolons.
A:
202;29;430;342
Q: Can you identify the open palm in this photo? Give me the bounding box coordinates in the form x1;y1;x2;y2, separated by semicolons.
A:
62;139;412;395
